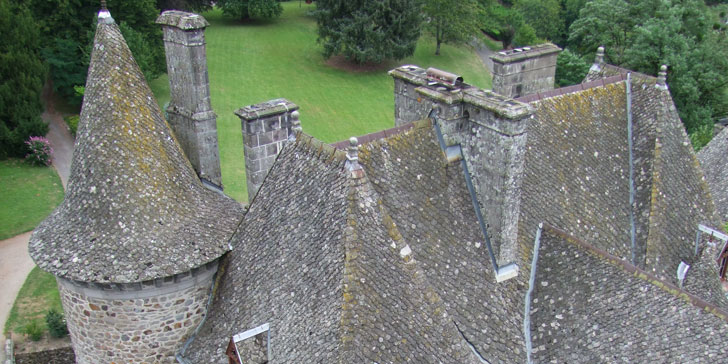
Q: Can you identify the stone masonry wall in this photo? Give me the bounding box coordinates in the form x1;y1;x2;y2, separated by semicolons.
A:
237;98;298;201
57;264;216;364
158;11;222;188
390;65;533;268
491;44;561;99
14;347;75;364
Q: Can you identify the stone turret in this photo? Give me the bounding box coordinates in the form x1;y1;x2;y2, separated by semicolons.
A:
29;8;243;363
236;98;299;201
156;11;222;189
490;43;561;99
390;64;534;275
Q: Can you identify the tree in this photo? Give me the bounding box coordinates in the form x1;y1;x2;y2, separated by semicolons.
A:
567;0;728;149
422;0;480;55
514;0;564;44
555;48;590;87
315;0;422;63
23;0;164;99
217;0;283;20
0;0;48;159
156;0;213;12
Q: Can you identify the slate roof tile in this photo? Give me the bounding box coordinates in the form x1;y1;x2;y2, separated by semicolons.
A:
698;126;728;221
529;226;728;363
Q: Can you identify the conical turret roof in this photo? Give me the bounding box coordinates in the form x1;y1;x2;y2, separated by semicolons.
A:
29;9;244;284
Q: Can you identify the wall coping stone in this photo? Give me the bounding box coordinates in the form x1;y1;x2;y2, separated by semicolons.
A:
58;260;218;300
156;10;209;30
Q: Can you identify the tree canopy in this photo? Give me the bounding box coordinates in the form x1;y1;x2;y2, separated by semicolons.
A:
423;0;481;55
0;0;48;158
568;0;728;149
217;0;283;20
23;0;164;100
315;0;422;63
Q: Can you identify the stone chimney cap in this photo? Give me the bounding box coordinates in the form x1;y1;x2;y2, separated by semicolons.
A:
156;10;210;30
235;98;298;121
490;43;561;64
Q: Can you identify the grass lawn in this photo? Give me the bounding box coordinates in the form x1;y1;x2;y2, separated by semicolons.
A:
152;2;492;202
3;267;63;336
0;159;64;240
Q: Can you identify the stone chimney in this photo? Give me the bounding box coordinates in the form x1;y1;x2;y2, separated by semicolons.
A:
156;11;222;189
236;98;299;201
490;43;561;99
389;64;534;274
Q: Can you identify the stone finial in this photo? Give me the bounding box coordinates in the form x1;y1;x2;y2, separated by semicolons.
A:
346;137;361;171
656;65;668;90
289;110;301;140
98;0;113;23
595;46;605;65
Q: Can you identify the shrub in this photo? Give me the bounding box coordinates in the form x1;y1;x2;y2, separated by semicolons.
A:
64;115;80;137
24;136;53;166
23;320;44;341
45;309;69;338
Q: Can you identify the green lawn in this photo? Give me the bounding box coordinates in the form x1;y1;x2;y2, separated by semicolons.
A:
0;159;64;240
152;3;491;202
3;267;63;336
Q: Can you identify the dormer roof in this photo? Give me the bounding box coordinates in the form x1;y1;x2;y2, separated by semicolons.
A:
29;11;243;284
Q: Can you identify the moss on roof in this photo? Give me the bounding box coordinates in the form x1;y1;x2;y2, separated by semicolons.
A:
29;14;243;284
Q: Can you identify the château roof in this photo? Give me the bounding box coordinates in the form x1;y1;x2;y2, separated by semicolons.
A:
28;11;243;284
184;121;525;363
529;226;728;363
698;125;728;220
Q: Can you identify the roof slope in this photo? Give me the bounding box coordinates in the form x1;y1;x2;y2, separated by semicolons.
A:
185;123;497;363
359;124;526;363
698;125;728;220
518;78;722;291
185;135;350;363
29;12;243;284
529;226;728;363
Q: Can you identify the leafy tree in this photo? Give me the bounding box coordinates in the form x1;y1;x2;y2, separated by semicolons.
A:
217;0;283;20
315;0;422;63
513;0;564;44
555;48;590;87
512;23;542;47
568;0;634;64
0;0;48;159
23;0;164;99
478;0;524;48
156;0;213;12
568;0;728;149
423;0;480;55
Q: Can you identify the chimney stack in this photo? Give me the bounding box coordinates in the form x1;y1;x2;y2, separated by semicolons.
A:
490;43;561;99
156;11;223;189
236;98;299;201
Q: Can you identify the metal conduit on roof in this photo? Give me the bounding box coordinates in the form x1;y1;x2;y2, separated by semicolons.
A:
626;73;638;265
429;107;518;282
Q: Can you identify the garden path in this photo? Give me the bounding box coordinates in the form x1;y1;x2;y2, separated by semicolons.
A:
0;84;74;361
0;232;33;362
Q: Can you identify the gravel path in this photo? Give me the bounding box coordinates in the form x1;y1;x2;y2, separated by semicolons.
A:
1;83;74;361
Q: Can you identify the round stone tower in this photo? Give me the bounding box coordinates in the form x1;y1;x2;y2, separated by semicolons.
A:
28;7;243;364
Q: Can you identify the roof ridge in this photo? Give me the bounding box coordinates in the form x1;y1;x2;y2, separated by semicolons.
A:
516;74;628;103
293;131;347;163
330;119;431;149
542;224;728;323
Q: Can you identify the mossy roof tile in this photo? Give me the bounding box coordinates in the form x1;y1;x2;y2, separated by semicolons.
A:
29;15;243;284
